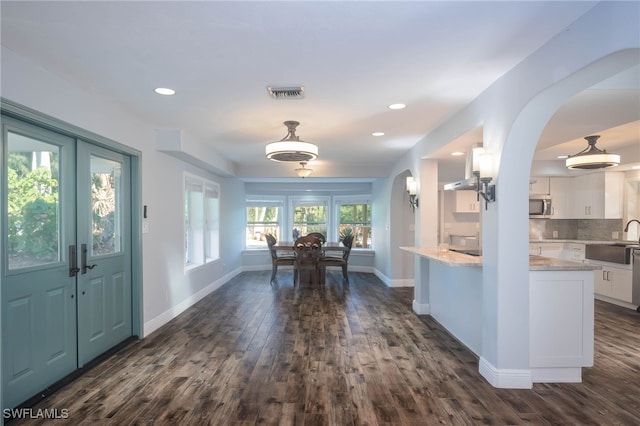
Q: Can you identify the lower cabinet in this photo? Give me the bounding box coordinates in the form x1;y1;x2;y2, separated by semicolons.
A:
529;270;594;383
590;260;633;303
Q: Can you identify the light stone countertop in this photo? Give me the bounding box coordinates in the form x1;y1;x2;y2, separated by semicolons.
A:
400;246;601;271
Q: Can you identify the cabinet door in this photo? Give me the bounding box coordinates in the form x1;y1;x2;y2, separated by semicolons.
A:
570;174;593;218
549;177;569;219
540;243;563;259
529;177;549;195
564;243;585;262
455;191;479;213
609;267;633;302
593;268;611;296
569;172;623;219
529;243;541;256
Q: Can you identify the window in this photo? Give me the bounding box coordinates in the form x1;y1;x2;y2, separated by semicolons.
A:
184;174;219;267
246;197;283;248
292;198;328;240
337;198;372;249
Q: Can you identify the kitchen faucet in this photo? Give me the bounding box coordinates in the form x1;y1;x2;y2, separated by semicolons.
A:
623;219;640;243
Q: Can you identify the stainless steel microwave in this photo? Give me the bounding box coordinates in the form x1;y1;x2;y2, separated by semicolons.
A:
529;195;552;218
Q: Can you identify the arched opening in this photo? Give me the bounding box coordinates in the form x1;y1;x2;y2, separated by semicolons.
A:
389;169;416;286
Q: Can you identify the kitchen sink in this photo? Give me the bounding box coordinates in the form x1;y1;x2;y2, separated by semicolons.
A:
585;243;639;264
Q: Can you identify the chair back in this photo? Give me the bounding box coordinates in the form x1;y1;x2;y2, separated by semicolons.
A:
293;242;322;267
265;234;278;260
341;235;355;261
294;235;322;247
306;232;326;244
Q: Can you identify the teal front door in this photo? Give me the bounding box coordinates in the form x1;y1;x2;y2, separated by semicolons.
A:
76;141;132;367
2;117;133;408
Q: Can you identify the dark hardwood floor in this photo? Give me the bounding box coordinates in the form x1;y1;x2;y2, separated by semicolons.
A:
9;271;640;425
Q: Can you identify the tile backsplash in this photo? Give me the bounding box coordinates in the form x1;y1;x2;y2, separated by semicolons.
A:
529;219;623;241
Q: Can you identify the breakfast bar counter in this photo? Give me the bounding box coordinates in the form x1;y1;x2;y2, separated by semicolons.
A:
400;246;599;271
401;246;599;384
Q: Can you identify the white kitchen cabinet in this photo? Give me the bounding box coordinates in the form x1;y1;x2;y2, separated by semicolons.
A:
529;176;550;195
529;270;594;383
564;243;586;263
569;172;624;219
529;242;564;259
549;177;570;219
454;190;480;213
590;260;633;303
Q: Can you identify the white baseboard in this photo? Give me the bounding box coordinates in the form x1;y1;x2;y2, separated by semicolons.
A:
143;266;243;337
374;268;390;286
479;357;532;389
531;367;583;383
389;278;414;288
412;300;430;315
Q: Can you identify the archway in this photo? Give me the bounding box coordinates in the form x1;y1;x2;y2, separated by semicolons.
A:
389;169;416;286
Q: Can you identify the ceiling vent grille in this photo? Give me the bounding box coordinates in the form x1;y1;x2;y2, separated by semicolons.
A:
267;86;305;100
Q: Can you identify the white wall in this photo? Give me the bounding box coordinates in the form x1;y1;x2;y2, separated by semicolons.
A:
1;45;246;337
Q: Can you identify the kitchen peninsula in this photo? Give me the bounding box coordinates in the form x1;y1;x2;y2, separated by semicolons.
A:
401;246;600;384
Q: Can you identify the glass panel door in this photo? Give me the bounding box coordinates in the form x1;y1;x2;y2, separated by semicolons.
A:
2;117;77;409
76;141;132;367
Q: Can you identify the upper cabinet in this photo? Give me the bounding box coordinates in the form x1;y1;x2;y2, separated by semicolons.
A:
569;172;624;219
529;177;550;194
549;177;570;219
454;190;480;213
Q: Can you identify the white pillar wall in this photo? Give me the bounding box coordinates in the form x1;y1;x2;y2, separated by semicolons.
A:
477;5;640;386
383;2;640;388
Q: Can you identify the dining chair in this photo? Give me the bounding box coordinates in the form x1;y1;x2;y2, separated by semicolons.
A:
266;234;295;283
293;237;322;286
318;234;354;283
306;232;326;244
294;235;322;247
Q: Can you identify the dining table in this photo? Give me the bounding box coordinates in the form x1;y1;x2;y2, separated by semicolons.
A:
273;241;348;252
273;241;348;285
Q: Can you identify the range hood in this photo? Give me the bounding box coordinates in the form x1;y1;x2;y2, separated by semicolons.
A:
443;143;482;191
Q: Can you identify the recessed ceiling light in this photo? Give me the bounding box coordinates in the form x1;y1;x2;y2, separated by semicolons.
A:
557;155;569;159
372;132;384;136
451;151;464;156
154;87;176;96
388;103;406;110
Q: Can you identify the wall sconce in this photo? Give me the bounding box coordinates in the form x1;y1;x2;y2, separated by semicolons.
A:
476;153;496;210
406;176;419;212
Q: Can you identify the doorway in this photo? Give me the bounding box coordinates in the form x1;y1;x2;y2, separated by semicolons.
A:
2;115;135;408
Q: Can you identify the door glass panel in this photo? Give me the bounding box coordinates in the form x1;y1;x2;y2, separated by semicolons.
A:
90;155;122;256
7;132;61;269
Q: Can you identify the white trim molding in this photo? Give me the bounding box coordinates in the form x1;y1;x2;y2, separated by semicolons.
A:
412;300;430;315
479;357;533;389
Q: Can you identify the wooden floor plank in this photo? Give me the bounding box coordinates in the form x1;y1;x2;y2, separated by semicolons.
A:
8;271;640;425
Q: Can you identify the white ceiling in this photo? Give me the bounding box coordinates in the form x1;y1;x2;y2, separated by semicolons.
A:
2;1;638;180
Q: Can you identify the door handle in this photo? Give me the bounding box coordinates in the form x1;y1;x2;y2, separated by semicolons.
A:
69;245;80;277
81;243;97;274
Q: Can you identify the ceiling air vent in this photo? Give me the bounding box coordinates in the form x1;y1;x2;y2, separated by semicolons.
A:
267;86;305;100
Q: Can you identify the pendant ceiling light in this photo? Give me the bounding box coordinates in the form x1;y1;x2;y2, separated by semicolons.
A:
265;121;318;162
565;135;620;170
295;161;313;178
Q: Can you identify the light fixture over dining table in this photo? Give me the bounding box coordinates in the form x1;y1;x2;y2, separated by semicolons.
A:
295;161;313;178
265;121;318;162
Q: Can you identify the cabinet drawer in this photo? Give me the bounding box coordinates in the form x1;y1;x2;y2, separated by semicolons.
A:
566;243;585;261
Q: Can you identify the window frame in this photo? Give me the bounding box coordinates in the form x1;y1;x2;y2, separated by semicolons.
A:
289;196;331;241
184;172;220;270
334;195;373;250
245;195;285;249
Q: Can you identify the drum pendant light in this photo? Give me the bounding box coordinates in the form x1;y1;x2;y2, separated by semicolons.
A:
265;121;318;162
566;135;620;170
